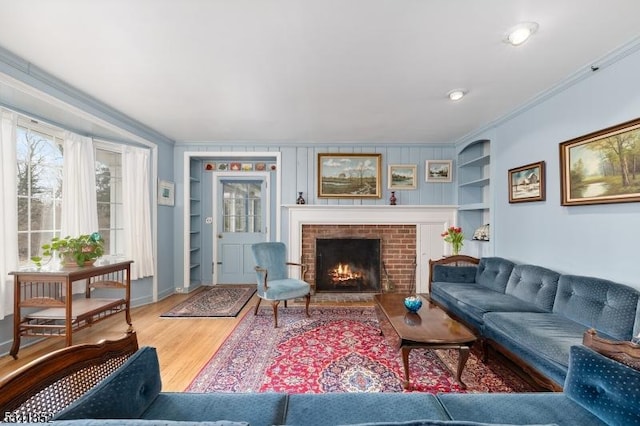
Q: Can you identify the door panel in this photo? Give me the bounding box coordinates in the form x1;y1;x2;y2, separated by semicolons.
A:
216;178;267;284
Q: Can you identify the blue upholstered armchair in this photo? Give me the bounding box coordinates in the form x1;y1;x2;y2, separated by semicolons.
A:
251;242;311;327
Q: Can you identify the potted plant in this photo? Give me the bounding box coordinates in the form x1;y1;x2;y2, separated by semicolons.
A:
32;232;105;267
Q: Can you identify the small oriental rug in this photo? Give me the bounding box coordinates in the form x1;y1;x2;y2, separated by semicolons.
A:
161;285;256;318
186;306;535;393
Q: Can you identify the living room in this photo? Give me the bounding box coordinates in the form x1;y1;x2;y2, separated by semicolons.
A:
1;2;640;424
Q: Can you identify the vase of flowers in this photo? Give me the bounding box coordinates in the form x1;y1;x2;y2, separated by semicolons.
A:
441;226;464;256
32;232;105;267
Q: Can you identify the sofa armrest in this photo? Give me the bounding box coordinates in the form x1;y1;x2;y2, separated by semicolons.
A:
54;346;162;420
428;255;479;292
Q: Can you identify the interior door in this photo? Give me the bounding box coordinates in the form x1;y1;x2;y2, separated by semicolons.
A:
215;177;267;284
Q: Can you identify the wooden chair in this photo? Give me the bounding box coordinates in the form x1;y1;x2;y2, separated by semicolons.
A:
251;242;311;327
0;332;139;420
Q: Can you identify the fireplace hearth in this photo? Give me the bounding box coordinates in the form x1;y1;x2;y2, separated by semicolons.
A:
315;238;381;293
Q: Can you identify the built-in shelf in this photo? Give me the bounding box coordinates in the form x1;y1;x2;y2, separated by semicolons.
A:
188;159;202;287
457;139;491;258
459;177;490;188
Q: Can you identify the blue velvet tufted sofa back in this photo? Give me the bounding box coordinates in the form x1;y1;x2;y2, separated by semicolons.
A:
505;265;560;312
553;275;640;341
475;257;515;293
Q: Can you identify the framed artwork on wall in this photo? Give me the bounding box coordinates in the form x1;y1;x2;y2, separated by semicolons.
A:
425;160;453;182
508;161;546;203
560;117;640;206
388;164;417;189
317;153;382;198
158;180;175;206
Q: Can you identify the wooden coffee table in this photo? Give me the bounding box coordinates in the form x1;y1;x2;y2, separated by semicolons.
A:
374;293;477;389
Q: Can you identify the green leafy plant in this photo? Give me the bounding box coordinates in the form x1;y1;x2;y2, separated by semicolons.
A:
31;232;105;267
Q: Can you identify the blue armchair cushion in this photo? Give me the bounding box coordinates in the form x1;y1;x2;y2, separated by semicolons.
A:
553;275;640;340
475;257;515;293
257;278;311;300
252;242;288;281
54;347;162;420
505;265;560;311
564;345;640;425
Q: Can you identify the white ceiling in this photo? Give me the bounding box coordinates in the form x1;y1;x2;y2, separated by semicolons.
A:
1;0;640;144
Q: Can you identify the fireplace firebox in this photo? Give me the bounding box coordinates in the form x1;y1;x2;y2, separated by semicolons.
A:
315;238;381;293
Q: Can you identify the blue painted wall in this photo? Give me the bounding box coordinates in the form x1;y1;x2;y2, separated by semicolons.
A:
460;48;640;289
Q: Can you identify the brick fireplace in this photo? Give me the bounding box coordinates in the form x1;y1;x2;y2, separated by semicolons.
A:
285;205;458;294
302;224;416;293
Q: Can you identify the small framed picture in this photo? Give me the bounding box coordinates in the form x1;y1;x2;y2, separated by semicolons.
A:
508;161;546;203
158;180;175;206
317;153;382;198
388;164;417;189
425;160;453;182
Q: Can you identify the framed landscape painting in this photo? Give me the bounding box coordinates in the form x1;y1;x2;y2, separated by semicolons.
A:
388;164;417;189
560;117;640;206
425;160;452;182
508;161;545;203
318;153;382;198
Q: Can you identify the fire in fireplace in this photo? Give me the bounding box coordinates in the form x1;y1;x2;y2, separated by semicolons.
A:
315;238;381;292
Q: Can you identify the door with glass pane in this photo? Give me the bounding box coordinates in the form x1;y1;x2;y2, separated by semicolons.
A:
216;178;267;284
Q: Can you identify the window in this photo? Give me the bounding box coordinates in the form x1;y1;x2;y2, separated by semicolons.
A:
222;181;262;233
95;145;124;256
16;121;63;266
16;119;124;265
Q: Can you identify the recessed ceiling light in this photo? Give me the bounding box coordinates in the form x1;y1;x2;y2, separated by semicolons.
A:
447;89;467;101
504;22;539;46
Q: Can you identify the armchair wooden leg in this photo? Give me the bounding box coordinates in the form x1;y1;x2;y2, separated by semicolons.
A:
271;300;281;328
254;297;262;315
304;293;311;317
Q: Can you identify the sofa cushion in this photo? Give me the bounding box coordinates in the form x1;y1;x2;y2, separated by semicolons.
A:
504;265;560;311
49;421;248;426
432;265;478;284
285;393;449;426
437;393;606;426
431;282;546;331
341;421;559;426
553;274;640;340
54;346;162;420
482;312;596;387
142;392;288;426
475;257;515;293
564;345;640;425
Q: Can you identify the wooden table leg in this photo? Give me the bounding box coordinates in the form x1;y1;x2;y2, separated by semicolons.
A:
401;347;412;389
456;346;471;389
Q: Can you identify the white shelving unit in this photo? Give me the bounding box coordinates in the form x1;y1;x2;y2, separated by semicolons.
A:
188;160;202;287
457;139;491;257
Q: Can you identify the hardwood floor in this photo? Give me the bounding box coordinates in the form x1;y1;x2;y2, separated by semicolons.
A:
0;292;373;391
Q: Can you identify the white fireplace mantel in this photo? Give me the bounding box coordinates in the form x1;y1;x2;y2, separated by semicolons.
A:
284;204;458;293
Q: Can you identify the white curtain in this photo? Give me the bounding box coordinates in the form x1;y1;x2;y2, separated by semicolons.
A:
122;145;154;280
61;132;98;236
0;110;18;319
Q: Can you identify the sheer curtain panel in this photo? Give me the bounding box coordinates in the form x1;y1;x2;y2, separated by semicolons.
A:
122;146;154;280
0;110;18;319
61;132;98;236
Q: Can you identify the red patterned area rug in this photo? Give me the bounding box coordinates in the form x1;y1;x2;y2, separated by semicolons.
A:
161;285;256;318
186;306;536;393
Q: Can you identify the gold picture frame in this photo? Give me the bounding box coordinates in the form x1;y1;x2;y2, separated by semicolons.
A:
388;164;417;189
560;117;640;206
318;153;382;198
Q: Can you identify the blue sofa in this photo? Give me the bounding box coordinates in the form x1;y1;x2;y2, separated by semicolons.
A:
430;256;640;390
44;341;640;425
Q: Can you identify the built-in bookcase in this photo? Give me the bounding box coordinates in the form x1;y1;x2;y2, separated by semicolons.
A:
457;139;491;257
